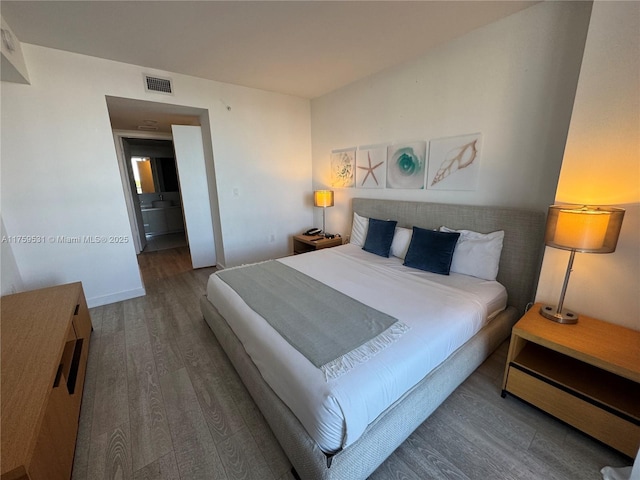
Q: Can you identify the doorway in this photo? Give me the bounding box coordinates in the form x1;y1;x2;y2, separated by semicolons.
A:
107;96;220;273
122;137;188;253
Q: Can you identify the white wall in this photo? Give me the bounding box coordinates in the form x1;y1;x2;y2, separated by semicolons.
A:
536;1;640;330
1;45;312;306
209;82;313;267
310;1;592;236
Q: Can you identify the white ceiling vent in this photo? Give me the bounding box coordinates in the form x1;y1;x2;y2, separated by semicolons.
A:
143;74;173;95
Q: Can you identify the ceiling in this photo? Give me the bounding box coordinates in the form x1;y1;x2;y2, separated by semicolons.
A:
2;1;538;99
106;96;204;133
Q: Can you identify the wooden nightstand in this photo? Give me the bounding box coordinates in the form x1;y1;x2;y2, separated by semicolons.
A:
501;303;640;457
293;234;342;255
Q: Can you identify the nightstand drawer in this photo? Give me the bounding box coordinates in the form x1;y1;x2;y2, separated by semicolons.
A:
506;366;640;457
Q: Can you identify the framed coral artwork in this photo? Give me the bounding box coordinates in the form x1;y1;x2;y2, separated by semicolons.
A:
427;133;481;190
331;148;356;188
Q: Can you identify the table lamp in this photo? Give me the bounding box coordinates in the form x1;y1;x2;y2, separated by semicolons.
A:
314;190;334;237
540;204;625;323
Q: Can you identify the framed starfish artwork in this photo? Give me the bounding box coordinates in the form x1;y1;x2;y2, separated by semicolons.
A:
356;146;386;189
330;148;356;188
427;133;481;191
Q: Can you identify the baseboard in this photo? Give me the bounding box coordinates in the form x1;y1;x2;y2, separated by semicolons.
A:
86;286;146;308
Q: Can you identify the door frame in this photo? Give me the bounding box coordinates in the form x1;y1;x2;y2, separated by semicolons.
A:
113;129;173;254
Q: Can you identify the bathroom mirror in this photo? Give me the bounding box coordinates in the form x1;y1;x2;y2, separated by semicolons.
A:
131;156;179;193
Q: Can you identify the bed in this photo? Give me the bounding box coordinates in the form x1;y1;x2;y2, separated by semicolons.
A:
200;198;546;479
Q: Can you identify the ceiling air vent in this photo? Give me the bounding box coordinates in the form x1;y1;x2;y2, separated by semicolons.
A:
143;74;173;95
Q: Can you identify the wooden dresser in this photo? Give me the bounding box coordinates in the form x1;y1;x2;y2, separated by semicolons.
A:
1;282;92;480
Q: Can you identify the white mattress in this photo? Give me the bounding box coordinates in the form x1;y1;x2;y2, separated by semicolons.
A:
205;244;507;452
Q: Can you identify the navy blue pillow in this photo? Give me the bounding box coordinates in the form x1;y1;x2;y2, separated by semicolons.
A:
404;226;460;274
362;218;398;257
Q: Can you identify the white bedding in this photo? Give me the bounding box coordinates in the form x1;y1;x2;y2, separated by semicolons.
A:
205;244;507;452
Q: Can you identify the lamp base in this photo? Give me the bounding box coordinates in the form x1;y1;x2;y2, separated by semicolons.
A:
539;305;579;324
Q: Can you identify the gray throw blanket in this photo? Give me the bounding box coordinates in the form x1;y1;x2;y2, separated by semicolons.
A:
216;260;409;380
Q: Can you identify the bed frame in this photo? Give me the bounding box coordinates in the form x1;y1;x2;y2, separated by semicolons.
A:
200;198;546;479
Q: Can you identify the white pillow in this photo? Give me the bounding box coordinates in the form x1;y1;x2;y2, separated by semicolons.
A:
390;227;412;259
440;226;504;281
350;212;369;247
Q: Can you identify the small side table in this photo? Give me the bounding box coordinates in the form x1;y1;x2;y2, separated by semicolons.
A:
293;234;342;255
501;303;640;457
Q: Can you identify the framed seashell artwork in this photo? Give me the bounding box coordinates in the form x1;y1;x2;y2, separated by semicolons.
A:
427;133;482;191
386;141;427;189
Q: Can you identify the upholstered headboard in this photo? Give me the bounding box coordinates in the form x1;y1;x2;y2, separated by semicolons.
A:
352;198;546;315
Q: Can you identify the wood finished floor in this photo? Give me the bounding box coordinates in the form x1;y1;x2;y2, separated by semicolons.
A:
72;246;631;480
